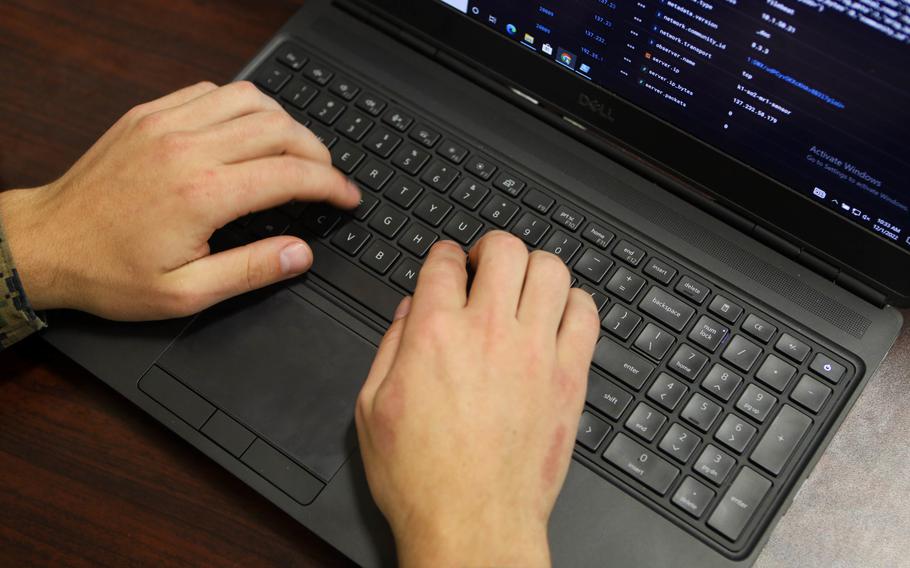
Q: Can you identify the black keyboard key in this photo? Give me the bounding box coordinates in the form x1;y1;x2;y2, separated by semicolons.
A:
330;140;366;174
659;424;700;464
421;161;459;192
414;194;452;226
438;139;469;164
551;205;585;231
302;61;334;85
399;224;438;257
574;249;613;283
364;128;403;158
580;285;609;312
675;276;710;305
586;374;634;420
480;197;520;228
639;287;695;332
391;143;431;175
384;109;415;132
668;344;708;381
721;335;762;373
592;338;655;390
681;393;722;432
356;93;387;116
360;240;400;275
701;364;742;402
708;467;771;541
750;405;812;476
582;223;615;250
522;188;555;214
601;304;641;340
451;178;489;210
810;353;846;384
355;160;395;191
625;402;666;442
736;384;777;423
368;205;408;238
335;110;374;141
255;64;291;93
297;205;342;238
634;323;675;362
688;316;729;353
673;476;715;519
790;375;831;413
385;177;423;209
465;154;498;181
755;354;796;392
743;314;777;343
249;211;289;239
443;211;483;245
775;333;811;363
694;444;736;485
543;231;582;264
577;412;611;452
494;171;526;197
606;267;646;303
410;124;440;147
330;77;360;101
709;295;743;324
308;94;346;125
390;258;422;293
511;212;550;246
308;123;338;148
353;193;379;221
613;240;646;266
330;222;371;255
603;434;679;496
643;257;677;284
280;79;318;109
275;43;307;70
647;372;688;411
715;414;756;453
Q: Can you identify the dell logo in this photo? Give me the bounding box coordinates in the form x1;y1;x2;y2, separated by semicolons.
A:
578;93;615;122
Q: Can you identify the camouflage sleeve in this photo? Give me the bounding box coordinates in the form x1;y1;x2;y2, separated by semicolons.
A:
0;219;45;350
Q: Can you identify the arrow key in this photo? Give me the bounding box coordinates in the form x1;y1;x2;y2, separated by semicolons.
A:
577;411;611;452
659;423;700;464
647;372;688;411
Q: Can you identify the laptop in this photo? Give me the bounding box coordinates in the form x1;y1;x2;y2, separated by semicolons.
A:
44;0;909;566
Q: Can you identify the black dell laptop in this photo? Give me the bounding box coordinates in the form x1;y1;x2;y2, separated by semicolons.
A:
45;1;908;566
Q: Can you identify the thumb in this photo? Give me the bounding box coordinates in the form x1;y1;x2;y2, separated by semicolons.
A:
357;296;412;416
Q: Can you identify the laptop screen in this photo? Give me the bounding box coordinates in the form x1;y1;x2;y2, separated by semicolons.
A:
437;0;910;253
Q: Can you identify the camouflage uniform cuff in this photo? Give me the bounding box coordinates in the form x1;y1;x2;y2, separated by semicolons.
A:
0;218;46;350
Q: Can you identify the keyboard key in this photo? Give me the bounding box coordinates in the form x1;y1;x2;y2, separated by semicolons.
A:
606;267;646;303
775;333;811;363
353;193;379;221
638;287;695;332
721;335;762;373
307;122;338;148
809;353;846;384
494;171;526;197
355;160;395;191
750;405;812;476
668;344;708;381
480;197;520;228
582;223;615;249
673;476;715;519
625;402;666;442
336;110;374;141
385;177;423;209
601;304;641;340
790;375;831;413
331;222;371;255
701;364;742;402
363;128;402;158
551;205;585;231
360;240;400;275
255;64;291;93
708;467;771;541
543;231;582;264
709;295;743;324
275;43;307;70
603;434;679;495
715;414;757;453
736;384;777;423
580;285;609;312
280;78;318;109
693;444;736;485
391;143;431;175
681;393;722;432
643;258;677;284
298;204;341;237
634;323;675;361
743;314;776;343
647;372;688;411
440;211;480;246
438;139;469;164
410;124;440;147
451;178;489;210
592;338;655;390
368;206;408;238
329;77;360;101
511;213;550;246
381;108;413;132
414;194;452;226
390;258;422;293
675;276;710;304
248;211;289;238
576;412;611;452
659;424;700;463
586;374;634;420
574;249;613;283
356;93;387;116
464;154;497;180
308;94;346;124
522;189;555;214
755;354;796;392
302;61;333;85
330;140;365;174
399;224;438;257
612;240;646;266
688;316;729;353
421;161;459;192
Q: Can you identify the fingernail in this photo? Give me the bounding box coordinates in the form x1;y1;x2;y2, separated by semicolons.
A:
393;296;412;320
279;242;312;274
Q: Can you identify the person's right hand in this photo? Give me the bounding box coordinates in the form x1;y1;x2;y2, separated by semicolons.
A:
0;81;360;320
356;233;601;567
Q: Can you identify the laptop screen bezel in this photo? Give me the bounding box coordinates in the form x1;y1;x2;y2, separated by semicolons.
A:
352;0;910;303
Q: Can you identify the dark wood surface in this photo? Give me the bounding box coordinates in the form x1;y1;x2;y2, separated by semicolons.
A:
0;1;353;565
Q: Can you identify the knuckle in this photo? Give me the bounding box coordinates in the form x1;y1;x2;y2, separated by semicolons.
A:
530;250;569;279
196;80;217;90
134;110;167;134
231;80;266;105
160;281;205;317
158;131;191;156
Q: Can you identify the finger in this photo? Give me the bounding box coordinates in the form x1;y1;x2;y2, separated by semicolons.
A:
358;297;412;415
409;241;469;316
130;81;220;119
162;236;313;315
196;110;331;166
556;288;601;387
517;250;571;330
160;81;282;129
214;156;361;224
466;231;529;316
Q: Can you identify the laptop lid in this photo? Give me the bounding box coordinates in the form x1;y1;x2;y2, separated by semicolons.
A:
346;0;910;305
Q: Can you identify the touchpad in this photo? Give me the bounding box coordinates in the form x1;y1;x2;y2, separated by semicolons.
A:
158;288;377;482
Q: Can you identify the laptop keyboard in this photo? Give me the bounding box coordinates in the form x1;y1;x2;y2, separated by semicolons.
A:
217;41;857;554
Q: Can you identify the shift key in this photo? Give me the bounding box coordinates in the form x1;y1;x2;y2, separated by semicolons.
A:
592;338;655;390
639;287;695;332
604;433;679;495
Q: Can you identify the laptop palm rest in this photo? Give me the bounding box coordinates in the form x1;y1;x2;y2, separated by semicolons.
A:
156;287;377;483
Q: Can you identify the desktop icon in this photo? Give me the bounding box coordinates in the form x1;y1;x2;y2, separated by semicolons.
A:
488;15;497;24
506;23;518;35
542;43;553;55
841;202;851;211
812;187;827;199
580;63;591;73
523;33;535;44
557;48;577;68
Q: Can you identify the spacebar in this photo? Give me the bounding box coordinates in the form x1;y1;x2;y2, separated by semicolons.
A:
306;242;404;323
